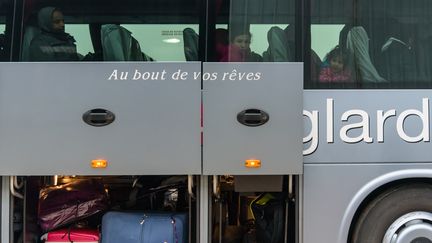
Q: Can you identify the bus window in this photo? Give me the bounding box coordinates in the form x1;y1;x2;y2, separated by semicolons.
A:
0;0;12;61
122;24;199;61
22;0;200;62
0;22;6;61
309;0;432;88
215;0;295;62
65;24;93;56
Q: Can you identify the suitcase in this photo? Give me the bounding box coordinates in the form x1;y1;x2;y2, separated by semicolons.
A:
41;228;99;243
38;179;108;232
101;211;188;243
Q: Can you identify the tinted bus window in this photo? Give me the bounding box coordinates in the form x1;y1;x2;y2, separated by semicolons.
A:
215;0;295;62
0;0;12;61
0;18;6;61
308;0;432;88
22;0;200;61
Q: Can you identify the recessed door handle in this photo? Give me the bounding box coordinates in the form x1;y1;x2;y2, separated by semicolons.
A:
237;109;269;127
83;108;115;127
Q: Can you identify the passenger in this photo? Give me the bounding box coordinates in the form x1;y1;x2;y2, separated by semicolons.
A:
379;22;418;83
346;26;386;83
29;7;79;61
319;46;352;83
221;27;262;62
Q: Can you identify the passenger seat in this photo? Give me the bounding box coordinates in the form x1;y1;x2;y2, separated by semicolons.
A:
101;24;144;61
183;28;199;61
21;25;41;61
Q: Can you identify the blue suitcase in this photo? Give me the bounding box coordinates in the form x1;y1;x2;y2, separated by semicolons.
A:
101;211;188;243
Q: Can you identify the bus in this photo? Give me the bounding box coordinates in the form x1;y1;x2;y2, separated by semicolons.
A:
1;0;432;242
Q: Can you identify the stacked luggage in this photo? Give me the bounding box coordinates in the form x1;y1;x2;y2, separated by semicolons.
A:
38;177;188;243
40;212;188;243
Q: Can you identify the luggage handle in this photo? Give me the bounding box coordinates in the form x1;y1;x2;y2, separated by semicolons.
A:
188;175;195;199
213;175;220;199
171;217;179;243
10;176;24;199
63;226;74;243
139;214;179;243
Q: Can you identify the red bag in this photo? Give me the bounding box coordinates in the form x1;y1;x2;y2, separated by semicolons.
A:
42;228;99;242
38;180;108;232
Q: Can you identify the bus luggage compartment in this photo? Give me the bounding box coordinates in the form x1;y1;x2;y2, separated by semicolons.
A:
15;175;193;243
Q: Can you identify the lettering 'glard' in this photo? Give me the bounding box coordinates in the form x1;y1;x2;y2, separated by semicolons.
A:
303;98;430;155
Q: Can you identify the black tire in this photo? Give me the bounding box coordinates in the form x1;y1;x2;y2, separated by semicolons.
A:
350;183;432;243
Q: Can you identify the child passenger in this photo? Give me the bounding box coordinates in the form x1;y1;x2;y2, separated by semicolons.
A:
319;46;352;83
220;27;262;62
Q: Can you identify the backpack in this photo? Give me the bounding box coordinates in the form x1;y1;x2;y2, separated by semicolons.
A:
250;193;285;243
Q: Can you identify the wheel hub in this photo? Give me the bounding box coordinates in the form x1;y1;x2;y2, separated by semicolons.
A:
383;212;432;243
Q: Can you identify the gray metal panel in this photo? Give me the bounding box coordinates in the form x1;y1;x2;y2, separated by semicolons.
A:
304;90;432;163
234;175;283;192
0;62;201;175
303;163;432;243
203;63;303;175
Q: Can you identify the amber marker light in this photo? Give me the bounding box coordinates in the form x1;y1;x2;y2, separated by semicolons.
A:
91;159;107;168
245;159;261;168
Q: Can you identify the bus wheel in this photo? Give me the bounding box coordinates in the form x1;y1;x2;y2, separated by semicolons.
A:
351;183;432;243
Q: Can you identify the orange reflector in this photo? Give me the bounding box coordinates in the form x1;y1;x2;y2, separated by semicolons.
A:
245;159;261;168
91;159;107;168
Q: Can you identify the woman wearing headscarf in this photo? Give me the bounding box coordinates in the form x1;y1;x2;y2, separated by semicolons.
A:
29;7;79;61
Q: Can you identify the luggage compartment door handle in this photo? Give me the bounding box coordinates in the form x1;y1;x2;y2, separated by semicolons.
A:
237;109;269;127
82;108;115;127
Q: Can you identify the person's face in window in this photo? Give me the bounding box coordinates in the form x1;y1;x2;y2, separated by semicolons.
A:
51;10;65;33
232;34;251;50
330;55;344;73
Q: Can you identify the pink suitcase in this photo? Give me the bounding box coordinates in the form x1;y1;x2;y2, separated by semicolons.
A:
41;228;99;243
